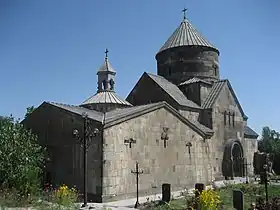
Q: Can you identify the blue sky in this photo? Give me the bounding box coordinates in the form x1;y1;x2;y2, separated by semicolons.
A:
0;0;279;134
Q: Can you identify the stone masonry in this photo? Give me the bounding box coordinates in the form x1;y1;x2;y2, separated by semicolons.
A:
102;107;211;201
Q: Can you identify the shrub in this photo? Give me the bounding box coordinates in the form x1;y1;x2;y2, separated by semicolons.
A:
52;184;78;206
0;116;45;195
199;189;221;210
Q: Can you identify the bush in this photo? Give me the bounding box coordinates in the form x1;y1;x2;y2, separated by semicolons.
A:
52;184;78;206
198;189;221;210
0;115;45;195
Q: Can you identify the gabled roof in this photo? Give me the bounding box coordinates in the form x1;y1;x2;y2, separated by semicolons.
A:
48;102;104;122
244;126;259;139
81;91;132;106
202;80;226;109
202;80;246;119
179;77;212;86
158;19;219;54
146;73;200;109
104;101;213;138
36;101;213;139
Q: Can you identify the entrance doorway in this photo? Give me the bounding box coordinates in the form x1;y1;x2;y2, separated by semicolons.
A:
232;143;243;177
222;139;244;179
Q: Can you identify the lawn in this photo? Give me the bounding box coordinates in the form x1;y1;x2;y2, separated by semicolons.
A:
140;183;280;210
0;185;79;210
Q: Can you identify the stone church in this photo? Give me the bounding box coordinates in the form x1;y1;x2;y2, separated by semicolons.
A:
24;13;259;202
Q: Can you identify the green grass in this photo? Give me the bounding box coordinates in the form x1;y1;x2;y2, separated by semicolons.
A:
0;188;79;210
141;183;280;210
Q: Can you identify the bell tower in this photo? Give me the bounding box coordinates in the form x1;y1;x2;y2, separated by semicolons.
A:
97;48;116;92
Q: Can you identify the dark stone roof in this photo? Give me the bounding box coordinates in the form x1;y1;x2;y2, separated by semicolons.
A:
244;126;259;139
81;91;132;106
158;19;219;54
178;77;212;86
48;102;104;122
42;101;213;138
202;79;246;119
146;73;200;109
202;80;226;109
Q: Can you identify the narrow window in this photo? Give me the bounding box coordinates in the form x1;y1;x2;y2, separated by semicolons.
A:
168;67;172;76
228;112;231;126
232;113;235;127
224;111;227;125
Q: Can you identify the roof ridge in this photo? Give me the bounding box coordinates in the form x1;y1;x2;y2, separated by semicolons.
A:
104;101;212;138
179;77;212;86
146;73;201;109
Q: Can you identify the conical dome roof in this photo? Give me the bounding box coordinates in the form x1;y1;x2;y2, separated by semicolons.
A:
158;18;219;54
81;91;132;106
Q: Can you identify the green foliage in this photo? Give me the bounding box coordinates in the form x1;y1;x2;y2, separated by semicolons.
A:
0;115;45;195
144;184;280;210
24;106;36;119
52;184;78;206
258;126;280;174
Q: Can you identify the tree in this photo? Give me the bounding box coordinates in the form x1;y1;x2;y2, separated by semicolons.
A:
258;126;280;174
0;114;45;194
24;106;36;119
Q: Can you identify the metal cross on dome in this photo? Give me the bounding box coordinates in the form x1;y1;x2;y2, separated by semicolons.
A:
105;48;109;58
182;8;188;19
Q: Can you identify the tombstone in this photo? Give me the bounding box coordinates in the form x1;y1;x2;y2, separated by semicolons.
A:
195;183;205;198
162;183;171;203
233;189;244;210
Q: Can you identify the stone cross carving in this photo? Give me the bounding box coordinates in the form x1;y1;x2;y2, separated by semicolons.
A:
186;142;192;154
124;138;136;148
161;127;169;148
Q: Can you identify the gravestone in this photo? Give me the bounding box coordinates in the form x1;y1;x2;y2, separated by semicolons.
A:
162;183;171;203
195;183;205;198
233;189;244;210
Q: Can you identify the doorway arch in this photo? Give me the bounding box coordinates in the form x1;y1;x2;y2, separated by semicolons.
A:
222;139;244;179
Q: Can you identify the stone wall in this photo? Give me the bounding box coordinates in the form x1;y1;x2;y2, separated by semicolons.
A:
156;46;220;85
244;138;258;175
210;83;247;179
179;110;200;121
24;103;103;202
102;107;211;201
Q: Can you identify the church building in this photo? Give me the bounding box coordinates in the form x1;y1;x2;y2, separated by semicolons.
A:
24;12;259;202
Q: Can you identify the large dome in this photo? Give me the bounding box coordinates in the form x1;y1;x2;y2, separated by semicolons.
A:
157;18;219;55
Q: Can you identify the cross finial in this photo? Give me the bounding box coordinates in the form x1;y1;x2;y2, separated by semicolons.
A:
105;48;109;58
182;8;187;20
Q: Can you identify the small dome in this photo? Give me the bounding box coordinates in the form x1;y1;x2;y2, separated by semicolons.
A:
157;19;219;55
